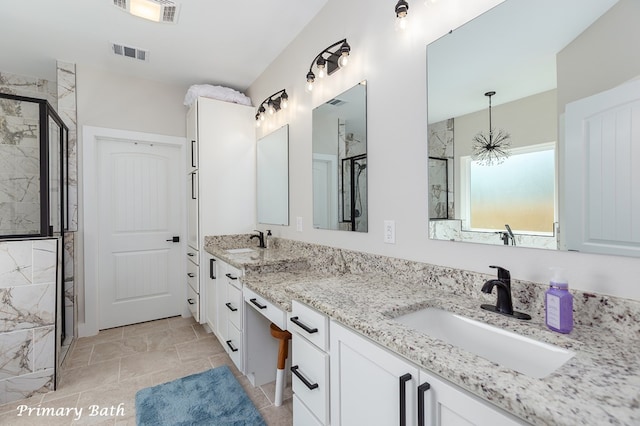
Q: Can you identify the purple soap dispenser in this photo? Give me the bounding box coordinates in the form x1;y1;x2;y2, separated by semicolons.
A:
545;268;573;333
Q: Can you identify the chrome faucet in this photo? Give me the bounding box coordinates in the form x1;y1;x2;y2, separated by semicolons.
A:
481;265;531;320
250;230;266;248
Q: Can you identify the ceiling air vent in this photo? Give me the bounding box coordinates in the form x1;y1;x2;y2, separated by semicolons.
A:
112;0;180;24
328;98;347;106
111;43;149;62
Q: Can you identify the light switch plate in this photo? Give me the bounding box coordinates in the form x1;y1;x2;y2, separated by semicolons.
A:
296;217;303;232
384;220;395;244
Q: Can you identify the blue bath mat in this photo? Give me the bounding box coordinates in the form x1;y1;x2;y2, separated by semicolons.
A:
135;365;266;425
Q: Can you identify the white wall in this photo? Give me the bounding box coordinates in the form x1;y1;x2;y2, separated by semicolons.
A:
248;0;640;301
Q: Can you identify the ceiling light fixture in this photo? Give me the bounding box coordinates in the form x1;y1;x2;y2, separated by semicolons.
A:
395;0;409;30
112;0;180;24
306;39;351;92
472;91;511;166
255;89;289;127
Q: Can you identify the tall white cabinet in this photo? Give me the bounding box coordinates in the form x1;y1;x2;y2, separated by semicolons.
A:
185;97;255;323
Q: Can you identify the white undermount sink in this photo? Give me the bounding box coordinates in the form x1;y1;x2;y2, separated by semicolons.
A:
225;248;255;254
394;307;575;378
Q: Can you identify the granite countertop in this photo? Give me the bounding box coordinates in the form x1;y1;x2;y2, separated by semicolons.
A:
205;239;639;425
242;270;639;425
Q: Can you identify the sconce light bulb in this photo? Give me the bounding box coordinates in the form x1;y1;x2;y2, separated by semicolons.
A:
339;53;349;68
267;101;276;115
306;81;314;92
256;119;261;128
280;98;288;109
260;111;266;121
318;68;326;79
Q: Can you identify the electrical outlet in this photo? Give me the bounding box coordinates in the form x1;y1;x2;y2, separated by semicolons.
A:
384;220;395;244
296;217;303;232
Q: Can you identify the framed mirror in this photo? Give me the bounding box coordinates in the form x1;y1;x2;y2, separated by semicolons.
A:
257;124;289;225
427;0;640;256
312;81;367;232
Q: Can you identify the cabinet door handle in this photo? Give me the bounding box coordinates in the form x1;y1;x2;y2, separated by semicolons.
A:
399;373;412;426
210;258;216;279
225;340;238;352
290;316;318;334
250;298;267;309
191;172;197;200
191;140;196;168
187;252;195;257
225;302;238;312
225;273;238;280
418;381;431;426
291;365;318;390
187;273;195;278
187;298;195;305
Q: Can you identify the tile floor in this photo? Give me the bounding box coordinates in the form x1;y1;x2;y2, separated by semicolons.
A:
0;316;293;425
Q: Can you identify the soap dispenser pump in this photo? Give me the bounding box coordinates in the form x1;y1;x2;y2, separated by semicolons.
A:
265;230;272;249
545;268;573;334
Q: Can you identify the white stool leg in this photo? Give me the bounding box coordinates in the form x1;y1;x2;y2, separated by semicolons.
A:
274;368;286;406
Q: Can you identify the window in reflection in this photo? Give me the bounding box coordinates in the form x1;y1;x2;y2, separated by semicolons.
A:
462;143;555;234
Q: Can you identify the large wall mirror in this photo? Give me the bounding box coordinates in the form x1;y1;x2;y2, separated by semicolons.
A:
313;81;367;232
257;124;289;225
427;0;640;257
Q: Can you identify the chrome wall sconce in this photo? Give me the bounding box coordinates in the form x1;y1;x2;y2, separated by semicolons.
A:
305;39;351;92
395;0;409;30
255;89;289;127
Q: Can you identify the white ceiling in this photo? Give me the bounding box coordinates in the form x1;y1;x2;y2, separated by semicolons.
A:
0;0;328;91
427;0;619;123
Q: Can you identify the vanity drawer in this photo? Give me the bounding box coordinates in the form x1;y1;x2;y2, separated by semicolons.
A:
292;333;329;425
244;287;286;330
293;395;323;426
187;285;199;322
226;323;243;371
186;248;199;266
223;264;242;290
290;301;329;351
227;283;243;330
187;258;199;293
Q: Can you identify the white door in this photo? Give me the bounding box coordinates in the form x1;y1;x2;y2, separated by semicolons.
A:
312;154;338;229
564;78;640;257
97;138;182;329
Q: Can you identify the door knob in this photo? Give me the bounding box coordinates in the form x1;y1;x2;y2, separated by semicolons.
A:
166;236;180;242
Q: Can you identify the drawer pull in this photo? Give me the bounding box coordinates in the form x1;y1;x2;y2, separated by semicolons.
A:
399;373;412;426
250;298;267;309
291;365;318;390
290;316;318;334
418;381;431;426
225;273;238;280
187;273;195;278
187;298;195;305
187;252;195;257
225;340;239;352
225;302;238;312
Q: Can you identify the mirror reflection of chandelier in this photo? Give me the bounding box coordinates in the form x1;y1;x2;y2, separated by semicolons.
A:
472;91;511;166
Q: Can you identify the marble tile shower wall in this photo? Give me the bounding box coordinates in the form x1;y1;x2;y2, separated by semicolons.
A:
1;67;78;342
0;98;42;235
0;238;58;405
219;236;639;341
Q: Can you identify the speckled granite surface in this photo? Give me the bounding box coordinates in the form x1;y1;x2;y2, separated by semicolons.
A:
205;235;640;425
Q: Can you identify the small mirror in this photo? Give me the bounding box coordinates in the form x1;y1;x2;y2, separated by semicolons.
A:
257;124;289;225
312;81;367;232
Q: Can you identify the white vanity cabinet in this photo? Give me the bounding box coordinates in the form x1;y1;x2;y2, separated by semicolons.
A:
184;96;255;323
290;301;330;426
329;321;526;426
214;259;244;371
330;321;419;426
